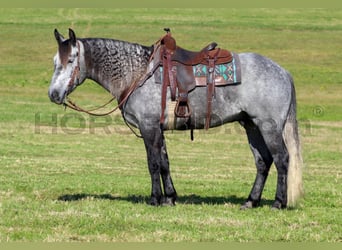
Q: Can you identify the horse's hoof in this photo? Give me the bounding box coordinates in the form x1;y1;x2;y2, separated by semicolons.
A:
271;200;286;210
240;201;253;210
161;196;176;206
149;197;160;206
240;199;260;210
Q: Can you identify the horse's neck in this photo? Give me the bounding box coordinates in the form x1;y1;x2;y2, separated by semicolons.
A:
81;38;152;99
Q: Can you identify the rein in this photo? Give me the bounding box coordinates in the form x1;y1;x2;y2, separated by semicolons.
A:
64;96;117;116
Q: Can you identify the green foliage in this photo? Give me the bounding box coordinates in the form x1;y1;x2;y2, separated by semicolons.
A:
0;9;341;242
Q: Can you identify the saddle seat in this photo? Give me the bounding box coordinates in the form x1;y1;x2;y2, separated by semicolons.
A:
163;34;232;66
171;42;217;65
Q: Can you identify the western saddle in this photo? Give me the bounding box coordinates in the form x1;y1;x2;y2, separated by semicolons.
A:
159;28;233;132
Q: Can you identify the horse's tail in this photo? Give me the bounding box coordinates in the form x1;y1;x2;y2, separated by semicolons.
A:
283;74;304;207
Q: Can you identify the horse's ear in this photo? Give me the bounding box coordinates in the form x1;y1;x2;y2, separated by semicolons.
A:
54;29;65;44
69;28;77;46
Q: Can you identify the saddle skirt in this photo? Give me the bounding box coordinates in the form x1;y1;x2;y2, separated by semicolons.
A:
192;53;241;86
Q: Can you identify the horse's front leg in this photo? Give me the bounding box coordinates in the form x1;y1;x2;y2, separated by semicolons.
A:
141;125;177;206
160;133;177;205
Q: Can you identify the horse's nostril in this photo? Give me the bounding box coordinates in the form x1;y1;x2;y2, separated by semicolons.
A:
49;90;61;104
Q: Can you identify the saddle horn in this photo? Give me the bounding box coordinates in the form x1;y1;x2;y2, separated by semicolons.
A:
162;28;176;51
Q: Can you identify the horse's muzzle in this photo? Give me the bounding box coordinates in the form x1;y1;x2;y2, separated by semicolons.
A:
48;89;65;105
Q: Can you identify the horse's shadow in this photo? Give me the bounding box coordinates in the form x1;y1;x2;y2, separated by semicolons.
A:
57;193;273;206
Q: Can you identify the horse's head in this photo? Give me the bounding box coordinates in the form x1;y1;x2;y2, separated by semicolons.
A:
48;28;84;105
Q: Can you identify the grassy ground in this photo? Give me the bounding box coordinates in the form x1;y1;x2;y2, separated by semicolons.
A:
0;9;341;242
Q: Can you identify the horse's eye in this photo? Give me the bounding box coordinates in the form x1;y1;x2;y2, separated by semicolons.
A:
68;59;73;64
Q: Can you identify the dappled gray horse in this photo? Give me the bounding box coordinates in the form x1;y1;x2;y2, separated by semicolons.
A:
49;29;303;209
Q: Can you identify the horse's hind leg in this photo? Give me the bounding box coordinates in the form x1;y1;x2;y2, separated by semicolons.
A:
141;126;177;206
241;120;273;209
258;123;289;209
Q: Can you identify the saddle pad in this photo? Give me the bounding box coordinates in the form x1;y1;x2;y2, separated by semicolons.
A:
155;52;241;86
192;52;241;85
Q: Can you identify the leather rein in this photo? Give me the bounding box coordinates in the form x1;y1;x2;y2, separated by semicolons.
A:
63;39;163;117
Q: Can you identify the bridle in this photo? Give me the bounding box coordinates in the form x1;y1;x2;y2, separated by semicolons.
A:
63;37;165;117
66;41;81;93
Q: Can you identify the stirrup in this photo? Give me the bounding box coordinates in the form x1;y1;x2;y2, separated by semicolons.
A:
174;100;191;118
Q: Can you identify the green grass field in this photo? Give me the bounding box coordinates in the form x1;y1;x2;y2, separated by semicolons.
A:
0;9;341;242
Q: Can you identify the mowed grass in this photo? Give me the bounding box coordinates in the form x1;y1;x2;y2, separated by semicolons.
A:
0;9;341;242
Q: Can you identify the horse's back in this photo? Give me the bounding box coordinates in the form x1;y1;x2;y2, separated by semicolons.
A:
124;52;294;132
